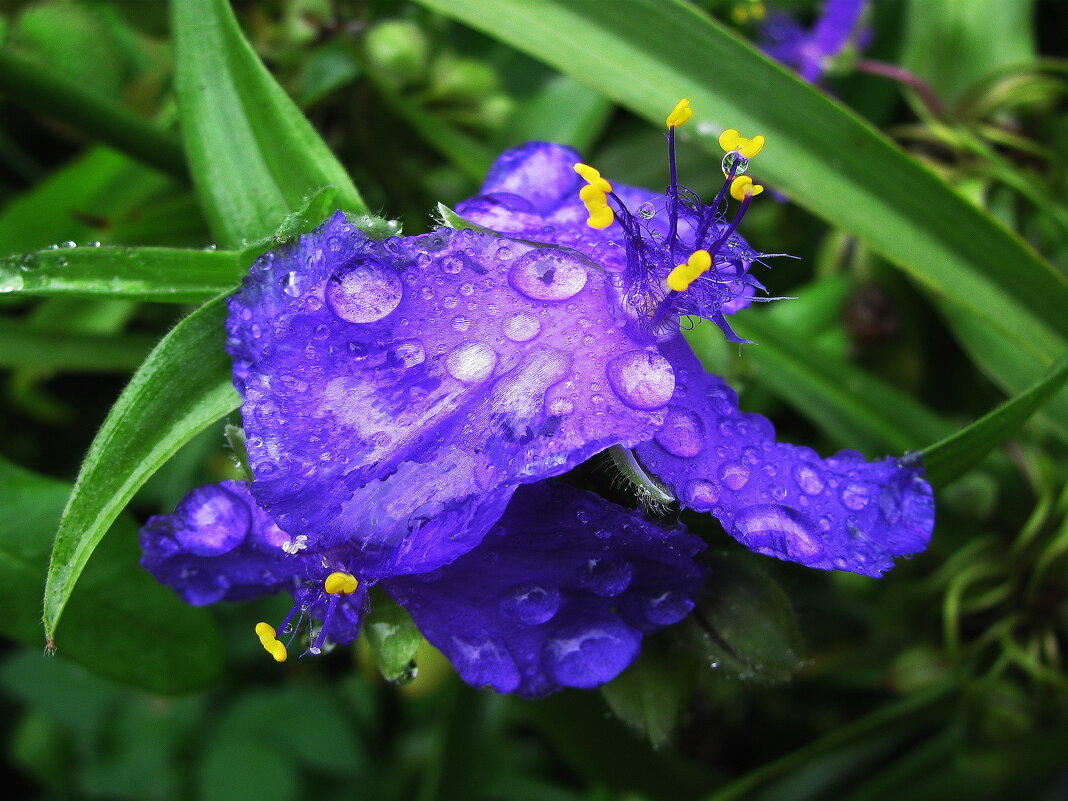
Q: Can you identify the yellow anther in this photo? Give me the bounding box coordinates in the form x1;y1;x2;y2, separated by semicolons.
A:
666;250;712;292
579;184;606;204
718;129;766;159
730;175;764;201
666;98;693;129
255;622;288;663
324;571;359;595
573;163;613;194
586;205;615;229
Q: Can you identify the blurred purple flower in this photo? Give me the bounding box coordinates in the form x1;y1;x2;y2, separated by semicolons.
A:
140;104;933;693
761;0;870;82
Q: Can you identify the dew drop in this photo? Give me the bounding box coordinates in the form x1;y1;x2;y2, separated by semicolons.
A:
391;340;426;369
721;151;750;177
508;250;588;301
503;313;541;342
606;350;675;410
840;482;872;511
445;342;498;383
326;257;403;323
654;408;706;457
578;557;633;597
643;590;694;625
684;479;719;511
719;461;750;491
792;463;825;495
733;505;823;562
548;398;574;416
500;583;561;625
452;315;471;332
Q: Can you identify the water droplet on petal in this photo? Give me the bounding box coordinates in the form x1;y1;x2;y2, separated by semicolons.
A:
684;479;719;511
719;461;750;491
503;313;541;342
792;463;825;495
391;340;425;368
643;590;694;625
501;583;561;625
579;558;633;597
548;398;574;416
546;623;639;688
654;408;706;457
446;342;498;382
732;505;824;563
326;257;403;323
840;482;872;511
508;250;588;301
606;350;675;410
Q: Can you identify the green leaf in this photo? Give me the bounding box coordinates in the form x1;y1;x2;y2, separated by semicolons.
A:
412;0;1068;395
0;48;187;180
902;0;1037;106
0;319;155;371
500;73;613;152
0;457;223;692
0;246;243;302
362;590;423;684
43;296;241;641
923;353;1068;487
601;633;695;748
172;0;367;248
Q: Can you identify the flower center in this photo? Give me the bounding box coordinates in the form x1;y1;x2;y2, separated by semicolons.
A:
572;99;768;343
255;570;360;662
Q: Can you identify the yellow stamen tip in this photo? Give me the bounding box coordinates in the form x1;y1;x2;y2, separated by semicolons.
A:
718;129;741;152
739;135;766;158
574;162;612;193
666;250;712;292
256;622;288;662
667;266;694;292
730;175;764;201
688;249;712;271
719;129;766;159
587;206;615;229
324;571;359;595
666;98;693;129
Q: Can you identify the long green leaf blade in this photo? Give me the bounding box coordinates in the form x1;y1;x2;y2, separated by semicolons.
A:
173;0;367;247
923;353;1068;487
0;320;155;371
413;0;1068;367
43;296;241;640
0;246;243;302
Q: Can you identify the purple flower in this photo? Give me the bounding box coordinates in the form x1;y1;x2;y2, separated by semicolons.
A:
761;0;870;83
140;101;934;693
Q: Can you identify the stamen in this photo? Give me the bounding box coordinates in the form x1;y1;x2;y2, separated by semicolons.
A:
324;571;359;595
667;250;713;292
574;163;616;229
718;128;766;159
255;621;288;662
730;175;764;201
665;98;693;129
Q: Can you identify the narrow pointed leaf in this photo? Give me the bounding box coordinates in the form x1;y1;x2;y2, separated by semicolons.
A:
0;246;243;302
0;320;155;371
413;0;1068;385
923;353;1068;487
172;0;367;247
43;296;241;640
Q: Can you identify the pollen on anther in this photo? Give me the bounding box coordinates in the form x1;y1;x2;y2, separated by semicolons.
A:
666;98;693;129
324;571;359;595
730;175;764;201
719;129;766;159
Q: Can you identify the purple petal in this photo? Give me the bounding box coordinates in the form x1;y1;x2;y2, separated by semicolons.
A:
385;482;706;697
634;336;934;577
227;212;673;572
140;481;309;605
811;0;868;59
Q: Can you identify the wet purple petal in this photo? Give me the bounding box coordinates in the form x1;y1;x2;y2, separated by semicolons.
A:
385;482;706;696
634;336;934;577
227;212;672;571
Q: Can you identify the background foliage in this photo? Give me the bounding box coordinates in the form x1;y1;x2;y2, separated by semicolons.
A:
1;0;1066;798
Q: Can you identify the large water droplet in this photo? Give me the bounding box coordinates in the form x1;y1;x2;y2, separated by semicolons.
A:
719;461;750;491
546;623;639;688
579;558;633;597
391;340;425;369
446;342;498;383
606;350;675;410
654;408;706;457
732;505;823;563
508;250;588;301
501;583;561;625
792;463;825;495
326;257;404;323
840;482;872;511
503;313;541;342
449;637;520;692
177;485;251;556
643;590;694;625
721;151;750;177
684;479;719;510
